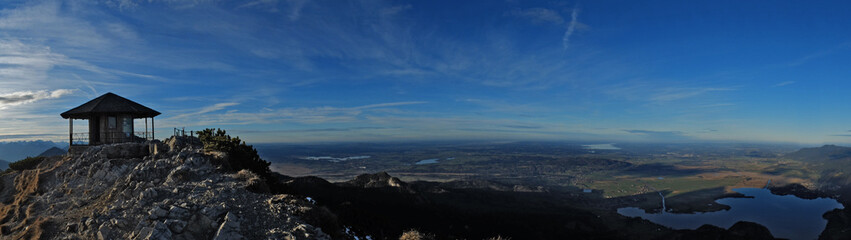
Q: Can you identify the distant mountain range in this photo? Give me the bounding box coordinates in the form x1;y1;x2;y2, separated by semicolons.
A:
38;147;68;157
785;145;851;162
0;141;66;165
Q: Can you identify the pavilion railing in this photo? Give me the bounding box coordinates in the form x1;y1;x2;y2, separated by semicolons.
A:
71;133;89;146
173;127;195;138
70;131;155;146
133;131;155;141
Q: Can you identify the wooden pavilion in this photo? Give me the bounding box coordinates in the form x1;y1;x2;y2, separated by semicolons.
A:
60;92;160;147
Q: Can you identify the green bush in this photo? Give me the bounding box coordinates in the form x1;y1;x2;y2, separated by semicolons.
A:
196;128;271;177
9;156;45;171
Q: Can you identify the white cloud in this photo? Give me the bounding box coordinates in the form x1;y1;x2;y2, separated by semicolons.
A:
0;89;75;109
196;102;241;114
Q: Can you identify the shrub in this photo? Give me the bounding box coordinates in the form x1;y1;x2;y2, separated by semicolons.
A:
196;128;271;177
9;156;45;171
399;229;435;240
235;169;271;193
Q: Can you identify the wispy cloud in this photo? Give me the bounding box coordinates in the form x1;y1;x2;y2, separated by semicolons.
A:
700;128;718;133
286;0;308;21
604;82;737;104
563;8;579;50
356;101;427;109
380;4;412;16
650;87;735;102
2;0;810;144
829;130;851;137
773;81;795;87
0;133;64;140
235;127;390;134
0;89;75;109
507;8;564;24
0;39;104;88
172;102;240;119
163;101;428;126
502;124;543;129
624;129;684;135
238;0;279;10
787;42;851;67
506;6;582;50
460;98;548;115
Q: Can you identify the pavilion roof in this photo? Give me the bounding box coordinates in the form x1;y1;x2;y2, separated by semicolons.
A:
60;92;160;119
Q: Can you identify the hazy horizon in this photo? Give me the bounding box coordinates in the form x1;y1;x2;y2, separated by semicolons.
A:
2;1;851;144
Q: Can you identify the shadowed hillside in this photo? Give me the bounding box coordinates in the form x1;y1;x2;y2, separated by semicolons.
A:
785;145;851;162
273;172;780;240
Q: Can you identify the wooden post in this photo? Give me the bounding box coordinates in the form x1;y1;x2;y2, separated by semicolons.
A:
145;118;149;139
152;117;155;140
69;118;73;147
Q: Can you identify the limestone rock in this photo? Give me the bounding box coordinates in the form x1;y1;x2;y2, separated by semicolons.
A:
0;136;330;240
213;212;243;240
165;219;187;234
168;206;191;219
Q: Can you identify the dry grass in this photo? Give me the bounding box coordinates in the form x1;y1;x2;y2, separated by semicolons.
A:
10;216;51;240
0;169;41;225
235;169;271;193
486;236;511;240
0;156;67;238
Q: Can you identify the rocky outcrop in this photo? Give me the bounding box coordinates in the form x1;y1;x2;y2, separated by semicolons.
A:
727;221;776;240
341;172;417;194
437;179;546;192
672;221;777;240
0;136;329;240
344;172;407;189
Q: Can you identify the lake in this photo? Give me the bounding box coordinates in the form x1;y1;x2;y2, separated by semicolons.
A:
415;158;440;165
617;188;844;240
582;143;621;150
304;156;371;162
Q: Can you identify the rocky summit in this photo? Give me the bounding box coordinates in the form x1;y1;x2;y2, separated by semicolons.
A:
0;136;329;240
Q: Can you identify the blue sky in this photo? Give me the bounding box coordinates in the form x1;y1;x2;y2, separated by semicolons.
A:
1;0;850;144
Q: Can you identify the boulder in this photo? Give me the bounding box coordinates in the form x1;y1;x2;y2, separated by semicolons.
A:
103;142;149;159
168;206;191;219
213;212;243;240
165;219;187;234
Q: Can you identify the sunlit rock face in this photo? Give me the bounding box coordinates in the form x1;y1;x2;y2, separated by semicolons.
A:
0;136;329;240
